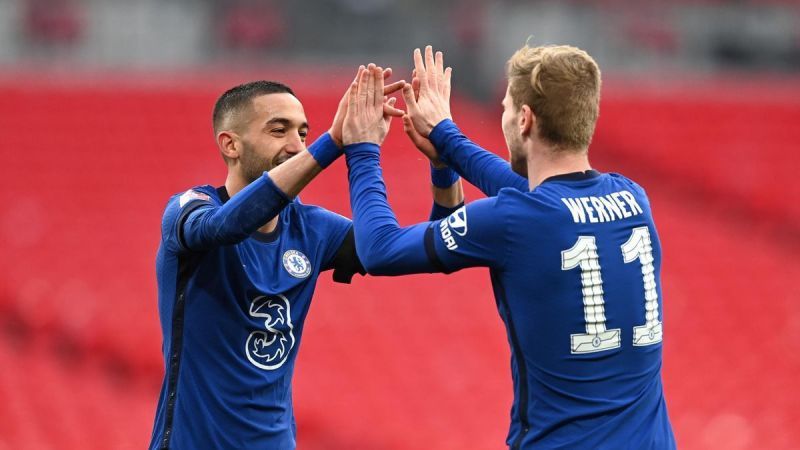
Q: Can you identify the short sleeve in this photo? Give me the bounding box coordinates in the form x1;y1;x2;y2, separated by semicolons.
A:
427;196;508;272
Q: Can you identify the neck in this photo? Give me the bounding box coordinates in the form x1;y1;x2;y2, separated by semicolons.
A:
526;140;591;190
225;171;279;234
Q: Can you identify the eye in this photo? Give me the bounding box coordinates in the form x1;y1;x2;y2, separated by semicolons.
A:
270;128;286;135
299;131;308;140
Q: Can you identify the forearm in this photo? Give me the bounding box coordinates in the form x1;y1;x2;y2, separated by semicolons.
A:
183;173;291;250
345;143;437;276
429;119;528;196
183;133;338;250
429;164;464;220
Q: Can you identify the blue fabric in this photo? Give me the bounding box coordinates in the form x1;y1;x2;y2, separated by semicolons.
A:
344;143;436;276
430;163;460;188
165;173;289;252
429;201;464;222
429;119;528;196
151;187;352;450
306;132;341;168
346;139;676;449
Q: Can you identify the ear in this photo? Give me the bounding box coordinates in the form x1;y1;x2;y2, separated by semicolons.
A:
217;131;240;161
520;104;534;137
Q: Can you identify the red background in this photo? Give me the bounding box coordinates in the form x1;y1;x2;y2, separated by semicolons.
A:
1;73;798;449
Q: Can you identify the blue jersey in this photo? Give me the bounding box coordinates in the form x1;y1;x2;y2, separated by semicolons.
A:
150;184;352;450
345;120;675;449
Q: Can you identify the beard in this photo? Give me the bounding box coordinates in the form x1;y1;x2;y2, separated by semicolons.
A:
239;140;273;183
503;124;528;178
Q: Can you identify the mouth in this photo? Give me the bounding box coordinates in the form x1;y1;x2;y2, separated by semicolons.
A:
274;154;294;167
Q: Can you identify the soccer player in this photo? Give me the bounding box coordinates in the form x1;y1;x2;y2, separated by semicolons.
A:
342;48;676;448
149;73;464;449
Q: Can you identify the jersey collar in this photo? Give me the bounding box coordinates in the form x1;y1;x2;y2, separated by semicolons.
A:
541;169;602;184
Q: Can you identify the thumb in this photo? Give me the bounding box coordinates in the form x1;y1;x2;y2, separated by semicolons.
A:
402;83;420;114
383;97;404;117
402;114;414;134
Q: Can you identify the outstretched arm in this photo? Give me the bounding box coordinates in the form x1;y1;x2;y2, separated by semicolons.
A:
402;46;528;197
400;112;465;220
342;64;505;276
166;68;405;253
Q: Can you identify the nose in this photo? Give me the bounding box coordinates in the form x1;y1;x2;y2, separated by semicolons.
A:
284;133;304;155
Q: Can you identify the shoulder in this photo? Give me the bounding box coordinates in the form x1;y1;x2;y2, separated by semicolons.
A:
284;202;352;235
290;202;349;222
161;184;219;228
165;184;220;210
607;172;647;194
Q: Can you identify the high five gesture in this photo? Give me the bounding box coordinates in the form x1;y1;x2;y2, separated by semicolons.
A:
342;64;404;146
402;46;453;137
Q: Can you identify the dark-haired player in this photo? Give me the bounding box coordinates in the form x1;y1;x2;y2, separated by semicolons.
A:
148;75;464;449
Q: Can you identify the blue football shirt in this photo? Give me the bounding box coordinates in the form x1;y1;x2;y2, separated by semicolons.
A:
149;184;352;450
345;120;676;449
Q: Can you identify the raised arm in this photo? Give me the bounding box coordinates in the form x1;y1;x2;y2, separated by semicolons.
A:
176;133;338;252
342;64;505;276
166;68;406;253
400;110;464;220
402;46;528;197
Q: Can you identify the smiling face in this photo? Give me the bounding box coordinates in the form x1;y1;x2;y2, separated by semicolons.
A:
235;93;309;183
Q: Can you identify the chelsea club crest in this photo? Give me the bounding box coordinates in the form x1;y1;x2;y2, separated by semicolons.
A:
282;250;311;278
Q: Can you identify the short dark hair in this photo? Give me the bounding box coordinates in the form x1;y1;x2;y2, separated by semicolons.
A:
212;80;296;133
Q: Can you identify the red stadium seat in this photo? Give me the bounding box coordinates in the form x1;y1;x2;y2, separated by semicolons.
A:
0;75;798;449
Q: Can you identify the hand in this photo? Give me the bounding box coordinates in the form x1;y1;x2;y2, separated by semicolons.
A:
342;64;404;146
402;45;453;138
329;67;404;147
402;115;445;168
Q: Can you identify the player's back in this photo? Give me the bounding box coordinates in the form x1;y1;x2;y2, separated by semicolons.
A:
493;171;675;449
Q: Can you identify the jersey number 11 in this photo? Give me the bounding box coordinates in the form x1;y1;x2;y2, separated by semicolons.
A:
561;226;662;354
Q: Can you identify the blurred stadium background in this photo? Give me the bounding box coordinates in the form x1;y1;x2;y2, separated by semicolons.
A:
1;0;799;449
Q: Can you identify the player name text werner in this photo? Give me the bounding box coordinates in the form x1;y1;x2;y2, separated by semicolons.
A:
561;190;643;224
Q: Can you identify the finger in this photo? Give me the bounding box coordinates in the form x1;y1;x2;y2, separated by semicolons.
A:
375;69;388;105
425;45;437;92
402;114;413;133
374;66;384;109
357;65;369;108
383;80;405;95
354;67;367;116
383;98;405;117
443;67;452;100
413;48;427;92
347;80;358;116
366;64;376;109
435;51;445;93
402;82;420;114
382;67;392;80
412;76;421;100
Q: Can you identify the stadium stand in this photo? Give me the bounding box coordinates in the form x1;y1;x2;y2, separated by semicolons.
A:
0;74;798;449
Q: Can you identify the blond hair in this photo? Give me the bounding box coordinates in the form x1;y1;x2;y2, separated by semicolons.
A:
506;45;601;151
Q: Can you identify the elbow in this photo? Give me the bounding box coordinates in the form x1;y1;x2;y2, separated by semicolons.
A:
354;230;399;276
357;245;394;276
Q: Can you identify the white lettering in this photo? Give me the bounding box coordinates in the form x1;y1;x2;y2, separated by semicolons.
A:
561;191;643;224
599;195;623;221
620;191;644;215
562;198;587;223
579;197;599;223
611;192;631;218
439;220;458;250
589;197;610;222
